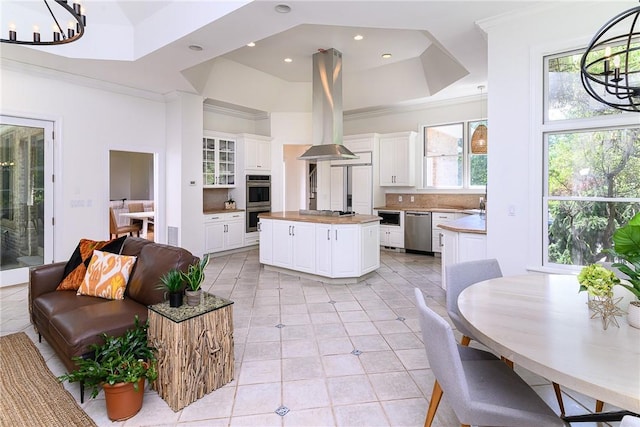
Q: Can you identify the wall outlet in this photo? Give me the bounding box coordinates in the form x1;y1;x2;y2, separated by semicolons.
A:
508;205;516;216
398;195;403;202
410;196;415;202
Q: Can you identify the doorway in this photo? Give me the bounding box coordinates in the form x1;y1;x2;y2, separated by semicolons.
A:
109;150;156;241
0;116;54;287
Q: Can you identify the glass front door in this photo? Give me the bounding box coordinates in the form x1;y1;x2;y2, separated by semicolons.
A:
0;116;53;286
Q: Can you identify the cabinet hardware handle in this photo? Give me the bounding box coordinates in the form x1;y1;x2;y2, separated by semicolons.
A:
288;225;291;236
327;229;330;240
292;225;295;236
258;223;261;231
439;232;443;247
335;230;338;240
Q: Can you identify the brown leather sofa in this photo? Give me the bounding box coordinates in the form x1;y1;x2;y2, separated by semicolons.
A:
29;237;198;388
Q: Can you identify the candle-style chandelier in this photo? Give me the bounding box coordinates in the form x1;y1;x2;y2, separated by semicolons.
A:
1;0;87;46
580;4;639;112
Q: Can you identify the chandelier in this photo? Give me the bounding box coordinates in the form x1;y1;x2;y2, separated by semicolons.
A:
1;0;87;46
580;4;640;112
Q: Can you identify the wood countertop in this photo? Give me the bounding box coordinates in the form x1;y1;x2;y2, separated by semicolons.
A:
437;214;486;234
203;209;245;215
259;211;381;224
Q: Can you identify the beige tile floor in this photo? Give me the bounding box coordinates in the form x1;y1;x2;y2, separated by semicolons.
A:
0;249;623;427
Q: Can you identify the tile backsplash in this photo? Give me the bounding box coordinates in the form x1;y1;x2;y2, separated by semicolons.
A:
203;188;229;211
384;193;483;210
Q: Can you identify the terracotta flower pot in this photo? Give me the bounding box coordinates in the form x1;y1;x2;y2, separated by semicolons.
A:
102;378;145;421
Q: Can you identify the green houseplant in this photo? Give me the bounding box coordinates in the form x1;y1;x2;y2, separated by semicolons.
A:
183;253;210;306
58;317;158;421
609;212;640;328
159;269;185;308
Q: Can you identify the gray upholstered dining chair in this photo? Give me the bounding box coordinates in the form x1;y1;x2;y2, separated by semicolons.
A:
414;288;566;427
445;259;569;416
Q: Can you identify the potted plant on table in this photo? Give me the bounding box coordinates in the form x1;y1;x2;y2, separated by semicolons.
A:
159;269;185;308
609;212;640;328
183;253;210;306
58;317;158;421
578;263;623;329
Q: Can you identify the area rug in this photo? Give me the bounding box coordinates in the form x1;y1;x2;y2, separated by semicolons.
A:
0;332;97;427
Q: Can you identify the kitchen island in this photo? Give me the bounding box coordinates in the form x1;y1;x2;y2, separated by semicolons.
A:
258;211;380;283
438;214;487;289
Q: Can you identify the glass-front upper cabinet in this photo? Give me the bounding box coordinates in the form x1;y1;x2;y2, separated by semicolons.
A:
203;135;235;188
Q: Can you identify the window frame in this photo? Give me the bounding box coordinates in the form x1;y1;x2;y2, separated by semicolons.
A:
421;119;487;190
541;49;640;271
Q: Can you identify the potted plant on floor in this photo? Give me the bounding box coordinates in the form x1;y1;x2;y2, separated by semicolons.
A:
58;317;158;421
610;212;640;328
159;269;185;308
183;253;210;306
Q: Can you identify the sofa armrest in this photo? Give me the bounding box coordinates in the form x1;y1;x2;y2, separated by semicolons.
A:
29;262;67;303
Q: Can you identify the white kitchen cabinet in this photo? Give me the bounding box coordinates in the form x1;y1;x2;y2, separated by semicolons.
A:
330;167;345;211
441;229;487;289
316;223;378;278
203;134;236;188
380;225;404;248
242;135;272;172
351;165;372;214
258;219;272;264
261;218;380;280
204;212;244;253
431;212;468;254
270;220;316;273
379;131;416;186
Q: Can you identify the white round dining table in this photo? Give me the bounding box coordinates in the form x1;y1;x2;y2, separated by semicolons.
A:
458;273;640;416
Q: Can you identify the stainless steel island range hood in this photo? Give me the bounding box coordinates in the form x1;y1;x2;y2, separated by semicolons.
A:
298;48;358;161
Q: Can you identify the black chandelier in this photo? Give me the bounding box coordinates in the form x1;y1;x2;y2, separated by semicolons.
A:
1;0;87;46
580;4;640;112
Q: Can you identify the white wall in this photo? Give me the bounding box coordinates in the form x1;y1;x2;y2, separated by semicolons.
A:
0;66;166;260
269;112;312;213
482;1;632;275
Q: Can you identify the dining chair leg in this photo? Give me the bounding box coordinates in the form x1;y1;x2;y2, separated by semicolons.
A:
552;382;565;416
595;400;604;412
460;335;471;346
501;356;514;369
425;380;443;427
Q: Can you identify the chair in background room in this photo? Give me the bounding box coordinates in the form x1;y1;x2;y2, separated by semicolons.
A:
109;207;141;239
446;258;568;416
414;288;565;427
127;202;145;228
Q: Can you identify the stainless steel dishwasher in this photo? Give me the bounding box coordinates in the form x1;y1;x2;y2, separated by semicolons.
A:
404;211;432;253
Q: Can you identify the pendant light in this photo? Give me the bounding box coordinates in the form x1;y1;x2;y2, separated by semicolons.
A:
471;85;488;154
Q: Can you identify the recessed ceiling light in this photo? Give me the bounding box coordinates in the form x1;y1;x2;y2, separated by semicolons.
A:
284;58;293;63
188;45;203;51
247;42;256;47
381;53;392;59
275;4;291;13
354;34;364;41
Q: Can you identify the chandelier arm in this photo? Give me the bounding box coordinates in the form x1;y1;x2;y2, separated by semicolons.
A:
44;0;67;40
579;5;640;112
0;0;85;46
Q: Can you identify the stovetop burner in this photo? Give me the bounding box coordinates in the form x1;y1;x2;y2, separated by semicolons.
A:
299;209;356;217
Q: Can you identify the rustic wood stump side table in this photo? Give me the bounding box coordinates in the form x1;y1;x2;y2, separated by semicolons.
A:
147;293;234;411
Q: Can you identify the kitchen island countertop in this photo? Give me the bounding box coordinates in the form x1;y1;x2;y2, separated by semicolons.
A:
437;214;486;234
259;211;381;225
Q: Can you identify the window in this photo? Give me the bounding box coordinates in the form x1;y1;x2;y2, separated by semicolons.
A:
543;50;640;268
423;120;487;189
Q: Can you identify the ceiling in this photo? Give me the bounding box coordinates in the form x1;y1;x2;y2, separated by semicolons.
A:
0;1;548;112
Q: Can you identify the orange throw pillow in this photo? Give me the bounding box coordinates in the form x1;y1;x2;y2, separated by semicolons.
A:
77;250;137;300
56;237;126;291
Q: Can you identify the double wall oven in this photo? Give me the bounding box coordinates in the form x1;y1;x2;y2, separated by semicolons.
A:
246;175;271;232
